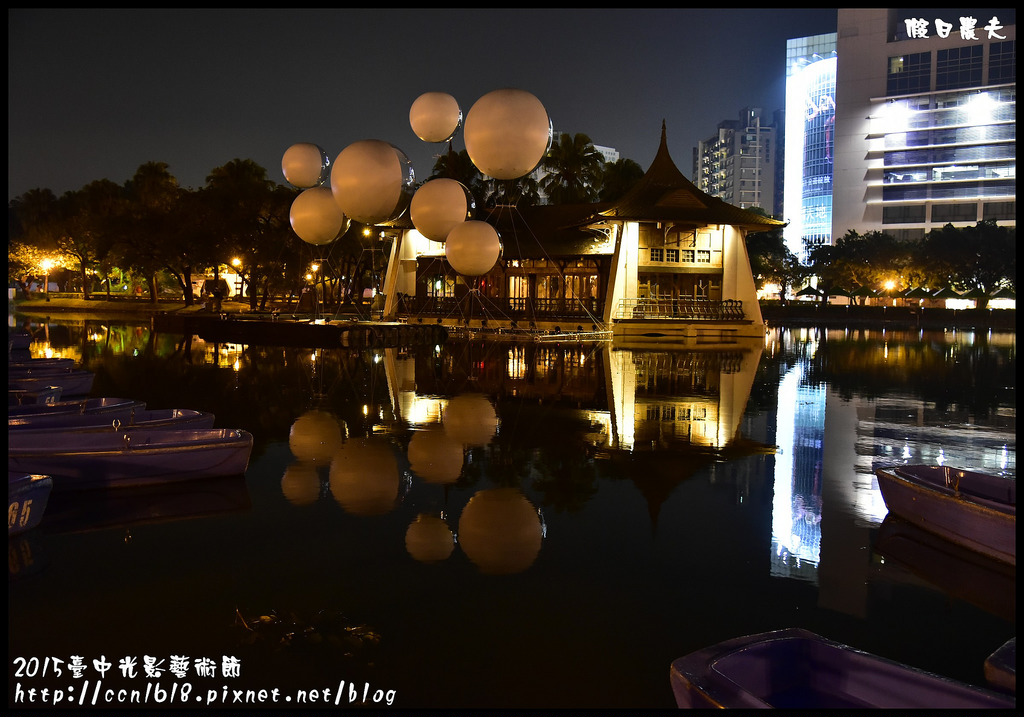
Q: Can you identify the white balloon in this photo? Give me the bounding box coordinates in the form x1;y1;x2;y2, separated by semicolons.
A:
409;92;462;143
290;187;349;245
282;143;330;188
331;139;414;225
464;89;551;180
444;220;502;277
410;178;474;242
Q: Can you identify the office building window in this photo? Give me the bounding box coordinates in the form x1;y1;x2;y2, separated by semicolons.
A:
887;52;931;95
989;41;1016;83
936;46;983;90
931;203;978;223
882;205;926;224
983;202;1015;221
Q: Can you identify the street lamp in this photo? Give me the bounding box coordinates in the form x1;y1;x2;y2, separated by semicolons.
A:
40;258;54;302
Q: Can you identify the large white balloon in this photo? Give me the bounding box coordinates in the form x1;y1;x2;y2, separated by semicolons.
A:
409;92;462;143
331;139;414;225
290;187;349;245
282;143;330;189
445;220;501;277
410;178;474;242
464;89;552;180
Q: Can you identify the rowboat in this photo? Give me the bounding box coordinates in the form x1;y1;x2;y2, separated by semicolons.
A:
9;385;63;406
874;464;1015;565
8;473;53;536
8;428;254;490
669;628;1016;709
9;407;216;433
9;368;94;396
8;397;146;421
8;331;33;350
8;357;77;371
984;637;1016;695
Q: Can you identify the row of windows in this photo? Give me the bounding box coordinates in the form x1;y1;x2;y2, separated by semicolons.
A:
884;124;1016;150
883;162;1015;184
886;41;1016;95
881;201;1015;223
649;248;712;263
884;144;1015;167
882;179;1015;201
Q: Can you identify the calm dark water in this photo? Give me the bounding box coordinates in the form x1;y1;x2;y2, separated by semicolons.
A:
8;317;1016;710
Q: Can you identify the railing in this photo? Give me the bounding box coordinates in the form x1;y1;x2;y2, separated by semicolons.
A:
615;297;746;321
397;295;603;323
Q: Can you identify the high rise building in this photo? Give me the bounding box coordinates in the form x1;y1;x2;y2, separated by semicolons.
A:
693;107;777;214
831;9;1015;241
782;33;838;262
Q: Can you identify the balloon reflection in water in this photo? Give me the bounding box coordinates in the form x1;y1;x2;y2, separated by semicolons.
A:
329;437;401;516
281;462;322;506
458;488;544;575
407;427;464;485
444;393;498;447
288;410;346;465
405;513;456;564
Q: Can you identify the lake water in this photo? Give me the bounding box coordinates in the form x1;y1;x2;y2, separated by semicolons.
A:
8;317;1016;710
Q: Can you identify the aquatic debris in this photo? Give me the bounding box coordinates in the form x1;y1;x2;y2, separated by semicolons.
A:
233;607;381;658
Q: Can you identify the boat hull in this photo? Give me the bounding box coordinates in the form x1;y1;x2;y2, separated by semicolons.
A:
875;465;1015;565
8;397;146;421
8;473;53;536
670;628;1016;709
8;429;254;490
9;369;95;396
9;408;216;433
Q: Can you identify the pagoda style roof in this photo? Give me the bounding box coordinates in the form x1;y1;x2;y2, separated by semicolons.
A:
596;122;784;230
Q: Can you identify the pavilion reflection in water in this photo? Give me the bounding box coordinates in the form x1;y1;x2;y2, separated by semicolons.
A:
282;337;771;575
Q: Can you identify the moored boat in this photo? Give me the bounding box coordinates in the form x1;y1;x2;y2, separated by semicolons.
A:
8;428;254;490
8;473;53;536
8;357;77;371
8;397;146;420
874;464;1015;565
9;408;216;433
669;628;1016;709
984;637;1016;695
9;368;94;397
8;386;63;406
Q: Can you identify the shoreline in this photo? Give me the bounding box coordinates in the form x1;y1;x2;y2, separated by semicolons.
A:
8;297;1017;332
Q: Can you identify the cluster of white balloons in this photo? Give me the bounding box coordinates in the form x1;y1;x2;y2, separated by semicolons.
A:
282;88;552;278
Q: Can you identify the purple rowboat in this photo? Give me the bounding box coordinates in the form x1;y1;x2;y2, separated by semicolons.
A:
9;408;216;433
874;464;1015;565
984;637;1015;695
8;473;53;536
8;397;146;421
9;386;63;406
670;628;1016;709
9;368;94;396
8;428;254;490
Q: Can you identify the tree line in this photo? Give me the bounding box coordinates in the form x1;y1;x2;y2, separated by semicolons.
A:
8;133;1015;310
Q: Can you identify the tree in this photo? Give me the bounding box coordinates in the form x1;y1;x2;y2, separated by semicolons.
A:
745;222;802;303
921;220;1015;308
55;180;124;299
598;158;644;202
430;145;485;209
115;162;182;302
540;132;604;204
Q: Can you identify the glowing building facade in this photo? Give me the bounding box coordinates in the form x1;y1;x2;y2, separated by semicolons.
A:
831;9;1015;241
783;33;838;262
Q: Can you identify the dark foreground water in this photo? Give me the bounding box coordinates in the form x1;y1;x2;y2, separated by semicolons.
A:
8;317;1016;710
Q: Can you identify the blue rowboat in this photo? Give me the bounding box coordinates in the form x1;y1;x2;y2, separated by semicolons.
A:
8;357;77;371
9;408;216;433
670;628;1016;709
875;464;1015;565
8;428;254;490
8;473;53;536
8;385;63;406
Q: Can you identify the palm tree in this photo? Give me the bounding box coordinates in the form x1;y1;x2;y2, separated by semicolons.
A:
599;158;644;202
540;133;604;204
430;145;485;209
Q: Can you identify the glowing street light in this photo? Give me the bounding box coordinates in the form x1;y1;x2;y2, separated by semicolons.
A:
40;258;54;302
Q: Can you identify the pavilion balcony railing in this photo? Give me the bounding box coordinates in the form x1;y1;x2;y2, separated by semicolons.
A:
397;295;603;323
615;297;746;321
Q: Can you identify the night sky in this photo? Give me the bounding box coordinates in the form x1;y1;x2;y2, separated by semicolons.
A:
8;9;838;201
